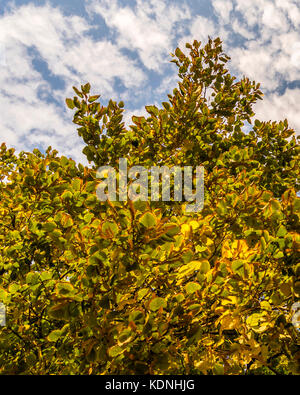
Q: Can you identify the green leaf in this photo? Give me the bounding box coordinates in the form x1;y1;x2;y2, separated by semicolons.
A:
270;199;281;212
293;198;300;213
137;288;149;300
145;105;159;116
175;293;185;303
48;329;62;342
65;98;75;109
149;297;167;311
26;272;40;285
276;225;287;237
175;47;184;59
118;329;132;345
139;212;157;228
81;83;91;94
61;190;73;200
262;191;273;202
40;271;52;281
72;178;81;191
56;282;76;296
72;86;83;97
199;260;210;274
61;215;74;228
129;310;144;323
73;96;81;108
188;304;201;311
232;260;244;276
164;223;180;236
162;102;171;110
8;283;20;294
43;222;57;232
274;251;284;259
254;119;261;128
133;200;147;212
185;282;201;294
48;303;68;320
213;363;224;375
108;345;123;358
88;95;100;103
60;156;69;166
102;221;119;236
216;200;227;216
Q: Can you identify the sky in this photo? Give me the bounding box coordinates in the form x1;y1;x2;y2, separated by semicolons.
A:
0;0;299;165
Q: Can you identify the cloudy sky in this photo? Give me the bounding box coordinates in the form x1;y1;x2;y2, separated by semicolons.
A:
0;0;299;164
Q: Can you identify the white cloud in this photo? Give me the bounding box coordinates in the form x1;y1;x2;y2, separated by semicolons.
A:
216;0;300;136
178;0;300;135
0;3;146;162
261;2;288;32
178;15;218;51
0;0;299;165
275;0;300;28
154;71;180;97
231;18;255;40
230;42;279;91
226;1;300;110
254;88;300;134
87;0;190;71
1;4;145;93
234;0;263;27
0;41;6;66
189;15;217;41
212;0;233;24
123;106;149;128
290;41;300;67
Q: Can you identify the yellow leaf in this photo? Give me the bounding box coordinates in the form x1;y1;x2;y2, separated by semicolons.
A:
189;220;199;230
220;314;240;330
222;240;232;258
194;360;210;372
181;224;191;237
221;296;237;305
202;337;214;346
260;300;271;311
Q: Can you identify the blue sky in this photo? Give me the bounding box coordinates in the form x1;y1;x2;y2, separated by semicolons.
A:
0;0;299;164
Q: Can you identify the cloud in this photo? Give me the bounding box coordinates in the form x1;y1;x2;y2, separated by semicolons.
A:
254;88;300;133
0;3;146;162
261;2;289;33
87;0;191;71
0;41;6;66
0;0;299;167
212;0;233;24
229;43;279;91
177;15;219;55
220;0;300;133
230;18;255;40
1;3;146;93
154;71;180;97
274;0;300;28
123;106;149;128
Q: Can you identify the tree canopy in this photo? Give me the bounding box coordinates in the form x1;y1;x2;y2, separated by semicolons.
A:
0;37;299;375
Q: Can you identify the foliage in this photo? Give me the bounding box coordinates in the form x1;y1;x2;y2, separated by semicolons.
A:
0;37;300;375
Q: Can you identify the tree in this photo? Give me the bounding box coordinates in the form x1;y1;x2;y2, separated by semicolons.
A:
0;37;299;375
